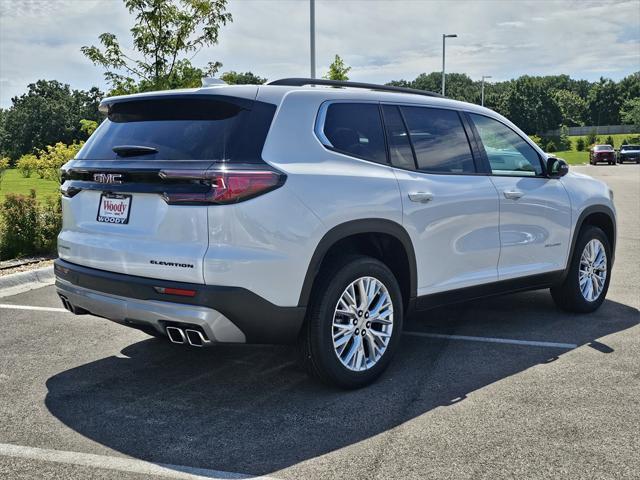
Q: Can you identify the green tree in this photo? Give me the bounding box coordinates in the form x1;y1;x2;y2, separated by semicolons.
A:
620;97;640;128
587;78;621;125
389;72;479;103
323;55;351;81
617;72;640;103
499;76;562;134
553;90;587;126
0;80;102;161
81;0;232;95
605;135;615;148
220;71;267;85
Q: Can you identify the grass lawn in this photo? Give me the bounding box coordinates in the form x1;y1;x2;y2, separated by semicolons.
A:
0;168;60;203
554;150;589;165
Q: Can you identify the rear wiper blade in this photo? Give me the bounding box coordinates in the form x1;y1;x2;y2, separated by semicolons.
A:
112;145;158;157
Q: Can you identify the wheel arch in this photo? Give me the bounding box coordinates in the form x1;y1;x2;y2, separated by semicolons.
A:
298;219;418;310
564;205;616;278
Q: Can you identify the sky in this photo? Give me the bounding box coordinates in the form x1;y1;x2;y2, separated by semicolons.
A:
0;0;639;108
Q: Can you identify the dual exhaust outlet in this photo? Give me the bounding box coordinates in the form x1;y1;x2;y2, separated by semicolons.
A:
166;326;210;347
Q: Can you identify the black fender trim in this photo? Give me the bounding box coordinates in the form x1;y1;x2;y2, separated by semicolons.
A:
297;218;418;307
54;259;305;345
562;205;616;282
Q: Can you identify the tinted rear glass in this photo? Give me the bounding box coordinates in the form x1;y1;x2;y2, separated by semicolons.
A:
594;145;613;151
621;145;640;150
401;106;475;173
323;103;387;164
77;97;276;162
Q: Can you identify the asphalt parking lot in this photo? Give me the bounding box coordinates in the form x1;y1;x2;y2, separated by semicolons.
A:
0;165;638;480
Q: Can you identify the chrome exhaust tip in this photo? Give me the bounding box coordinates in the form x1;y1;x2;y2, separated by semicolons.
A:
166;326;186;344
185;329;209;347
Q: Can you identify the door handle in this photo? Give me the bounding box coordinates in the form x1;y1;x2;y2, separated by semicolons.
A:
408;192;433;203
503;189;524;200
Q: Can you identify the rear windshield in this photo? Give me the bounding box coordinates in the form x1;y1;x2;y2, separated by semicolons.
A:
77;96;276;162
594;145;613;151
621;145;640;150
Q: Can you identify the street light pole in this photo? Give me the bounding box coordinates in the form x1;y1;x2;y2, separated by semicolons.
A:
481;75;492;106
441;33;457;96
310;0;316;79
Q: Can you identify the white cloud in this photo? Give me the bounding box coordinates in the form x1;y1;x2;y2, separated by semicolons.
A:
0;0;638;107
497;21;525;28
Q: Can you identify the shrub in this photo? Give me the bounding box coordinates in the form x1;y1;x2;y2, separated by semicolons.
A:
37;195;62;253
546;141;557;152
79;119;98;136
586;130;598;147
0;157;9;188
605;135;615;148
576;138;586;151
528;135;544;149
37;141;84;180
620;138;629;147
0;190;61;260
0;191;39;258
558;125;571;151
16;154;39;178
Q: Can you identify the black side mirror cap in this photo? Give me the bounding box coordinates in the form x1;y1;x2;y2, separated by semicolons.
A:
547;157;569;178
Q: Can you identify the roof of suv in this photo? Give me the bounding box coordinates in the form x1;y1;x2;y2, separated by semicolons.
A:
100;79;495;117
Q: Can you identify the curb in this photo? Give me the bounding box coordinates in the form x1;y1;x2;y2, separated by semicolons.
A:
0;266;55;298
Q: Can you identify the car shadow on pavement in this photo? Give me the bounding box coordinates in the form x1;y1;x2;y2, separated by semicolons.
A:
45;291;639;476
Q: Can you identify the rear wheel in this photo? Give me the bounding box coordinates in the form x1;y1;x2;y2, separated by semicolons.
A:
299;256;403;388
551;226;611;313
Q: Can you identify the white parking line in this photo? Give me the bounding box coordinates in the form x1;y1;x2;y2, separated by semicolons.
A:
0;304;68;313
404;331;577;349
0;443;278;480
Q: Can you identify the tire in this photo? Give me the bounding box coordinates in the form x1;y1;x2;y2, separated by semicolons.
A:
551;225;611;313
299;255;404;389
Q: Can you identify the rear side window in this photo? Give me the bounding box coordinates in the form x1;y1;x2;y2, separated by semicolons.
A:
322;103;387;164
400;106;475;173
77;96;276;162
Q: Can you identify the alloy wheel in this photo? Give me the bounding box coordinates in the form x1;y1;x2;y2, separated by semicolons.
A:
331;276;394;371
579;239;607;302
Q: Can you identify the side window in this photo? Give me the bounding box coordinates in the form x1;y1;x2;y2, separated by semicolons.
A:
469;113;543;176
400;106;476;174
381;105;415;170
322;103;387;164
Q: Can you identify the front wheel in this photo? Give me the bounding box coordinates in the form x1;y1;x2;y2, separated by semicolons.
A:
551;226;611;313
299;256;403;388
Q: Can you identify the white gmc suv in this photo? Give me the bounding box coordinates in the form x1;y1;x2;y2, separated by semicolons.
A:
55;78;616;388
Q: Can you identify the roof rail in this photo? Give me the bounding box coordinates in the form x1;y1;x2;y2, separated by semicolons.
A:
267;78;443;98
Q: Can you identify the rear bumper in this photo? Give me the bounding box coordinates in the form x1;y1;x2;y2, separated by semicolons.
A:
54;259;306;344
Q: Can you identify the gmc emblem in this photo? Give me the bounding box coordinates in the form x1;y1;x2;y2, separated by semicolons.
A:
93;173;123;184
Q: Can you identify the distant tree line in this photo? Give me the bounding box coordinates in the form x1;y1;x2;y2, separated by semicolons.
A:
1;71;638;162
0;80;103;162
388;71;640;135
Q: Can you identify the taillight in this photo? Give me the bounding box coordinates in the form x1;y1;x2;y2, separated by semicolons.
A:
158;168;285;205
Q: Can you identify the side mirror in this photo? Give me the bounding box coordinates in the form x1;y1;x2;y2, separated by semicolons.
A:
547;157;569;178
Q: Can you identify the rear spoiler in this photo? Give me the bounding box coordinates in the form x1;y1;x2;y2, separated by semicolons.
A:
99;92;255;115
